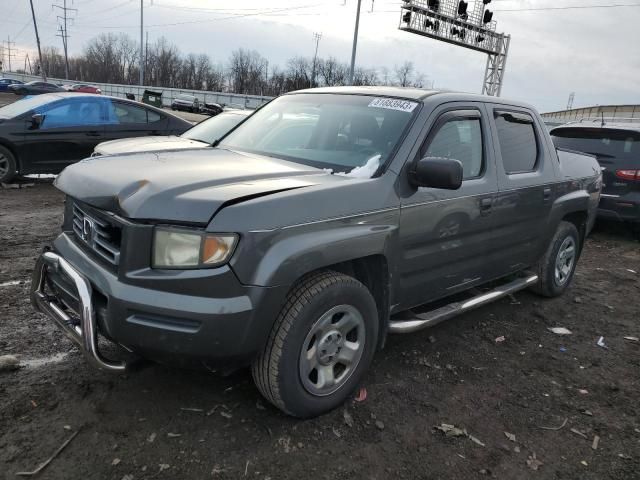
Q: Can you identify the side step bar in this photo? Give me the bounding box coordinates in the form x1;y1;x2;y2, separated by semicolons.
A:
388;274;538;334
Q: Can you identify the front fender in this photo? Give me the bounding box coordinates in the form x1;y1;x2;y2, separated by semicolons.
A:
230;216;399;287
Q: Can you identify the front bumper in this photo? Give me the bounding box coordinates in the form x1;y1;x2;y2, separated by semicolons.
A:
31;250;127;371
31;234;288;372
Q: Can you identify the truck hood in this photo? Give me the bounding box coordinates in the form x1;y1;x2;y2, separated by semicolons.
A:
94;136;207;156
55;148;332;224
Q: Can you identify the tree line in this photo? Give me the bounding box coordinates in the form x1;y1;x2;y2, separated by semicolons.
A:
30;33;430;96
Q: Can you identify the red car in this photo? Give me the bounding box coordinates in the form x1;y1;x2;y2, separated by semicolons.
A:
69;84;102;94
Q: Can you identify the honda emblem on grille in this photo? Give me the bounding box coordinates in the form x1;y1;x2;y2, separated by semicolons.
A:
82;217;95;245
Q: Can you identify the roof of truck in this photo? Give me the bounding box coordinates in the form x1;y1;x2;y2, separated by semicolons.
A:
289;86;442;100
287;86;538;111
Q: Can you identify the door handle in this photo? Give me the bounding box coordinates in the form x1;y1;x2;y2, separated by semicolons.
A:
480;197;493;216
85;131;101;137
543;187;552;202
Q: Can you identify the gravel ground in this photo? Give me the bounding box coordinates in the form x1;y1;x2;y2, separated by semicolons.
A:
1;182;639;480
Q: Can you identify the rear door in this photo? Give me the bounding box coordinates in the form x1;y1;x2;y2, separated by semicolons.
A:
486;105;559;275
20;97;108;173
102;99;169;141
397;102;498;309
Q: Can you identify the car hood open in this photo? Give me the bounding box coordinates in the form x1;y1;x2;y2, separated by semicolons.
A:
55;148;334;224
94;135;208;156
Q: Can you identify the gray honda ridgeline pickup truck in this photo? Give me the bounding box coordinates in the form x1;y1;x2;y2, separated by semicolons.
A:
31;87;601;417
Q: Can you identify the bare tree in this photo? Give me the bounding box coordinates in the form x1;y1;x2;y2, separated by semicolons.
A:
34;33;436;97
394;61;414;87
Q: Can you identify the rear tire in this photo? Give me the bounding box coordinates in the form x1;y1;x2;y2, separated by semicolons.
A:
0;145;17;184
252;271;378;418
530;221;580;297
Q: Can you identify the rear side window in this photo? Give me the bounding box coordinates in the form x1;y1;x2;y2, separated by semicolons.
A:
148;110;162;123
107;101;150;124
495;111;538;174
423;118;483;179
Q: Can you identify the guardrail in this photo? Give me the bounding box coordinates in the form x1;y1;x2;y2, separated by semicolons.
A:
1;72;273;110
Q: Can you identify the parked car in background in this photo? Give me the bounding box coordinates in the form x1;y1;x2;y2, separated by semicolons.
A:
8;81;65;95
200;101;224;116
171;94;200;113
551;122;639;227
31;87;600;417
68;84;102;94
0;92;191;183
0;78;24;92
93;109;251;156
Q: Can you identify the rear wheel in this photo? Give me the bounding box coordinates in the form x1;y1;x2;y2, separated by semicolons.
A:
0;145;17;184
530;221;580;297
252;271;378;418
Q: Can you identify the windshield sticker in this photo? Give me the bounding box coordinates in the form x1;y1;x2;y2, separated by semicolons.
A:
368;98;418;113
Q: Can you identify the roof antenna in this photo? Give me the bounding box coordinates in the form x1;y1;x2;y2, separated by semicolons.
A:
601;111;605;127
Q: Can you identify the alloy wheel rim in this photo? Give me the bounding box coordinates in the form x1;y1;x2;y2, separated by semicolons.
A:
0;153;8;178
299;304;366;396
554;236;576;286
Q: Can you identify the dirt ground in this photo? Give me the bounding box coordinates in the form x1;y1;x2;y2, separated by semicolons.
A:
1;182;639;480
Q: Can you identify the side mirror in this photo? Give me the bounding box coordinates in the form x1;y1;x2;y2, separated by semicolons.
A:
31;113;44;129
409;157;463;190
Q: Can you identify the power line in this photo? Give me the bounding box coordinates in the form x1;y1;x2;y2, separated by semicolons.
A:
373;2;640;13
72;3;324;29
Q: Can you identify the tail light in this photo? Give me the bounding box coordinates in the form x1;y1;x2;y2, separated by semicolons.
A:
615;169;640;181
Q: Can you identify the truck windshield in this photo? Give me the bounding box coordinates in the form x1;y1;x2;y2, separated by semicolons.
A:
552;128;640;164
219;93;419;173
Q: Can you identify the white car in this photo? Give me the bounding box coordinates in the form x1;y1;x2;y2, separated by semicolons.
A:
93;110;251;156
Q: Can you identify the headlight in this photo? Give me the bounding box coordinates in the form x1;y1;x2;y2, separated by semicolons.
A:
152;227;238;269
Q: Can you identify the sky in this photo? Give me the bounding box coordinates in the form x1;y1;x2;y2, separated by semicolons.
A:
2;0;640;112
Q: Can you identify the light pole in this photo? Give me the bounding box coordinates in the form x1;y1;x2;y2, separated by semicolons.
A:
348;0;362;85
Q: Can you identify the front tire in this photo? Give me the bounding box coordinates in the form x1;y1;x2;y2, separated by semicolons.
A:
530;221;580;297
0;145;17;184
252;271;378;418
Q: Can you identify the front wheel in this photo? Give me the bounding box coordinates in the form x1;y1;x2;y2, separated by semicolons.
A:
0;145;17;184
252;271;378;418
530;221;580;297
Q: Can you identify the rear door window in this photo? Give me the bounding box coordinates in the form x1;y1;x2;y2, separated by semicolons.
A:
494;111;538;174
107;101;150;124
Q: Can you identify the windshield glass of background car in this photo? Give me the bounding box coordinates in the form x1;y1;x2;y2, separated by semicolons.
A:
183;113;246;144
0;95;58;118
219;94;419;172
552;128;640;163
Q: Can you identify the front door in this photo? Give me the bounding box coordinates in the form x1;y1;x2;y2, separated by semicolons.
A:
20;97;108;173
397;103;498;310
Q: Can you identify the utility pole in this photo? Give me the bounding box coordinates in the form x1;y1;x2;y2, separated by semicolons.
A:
53;0;77;79
139;0;144;85
29;0;47;81
349;0;362;85
144;31;149;85
5;37;16;72
311;32;322;87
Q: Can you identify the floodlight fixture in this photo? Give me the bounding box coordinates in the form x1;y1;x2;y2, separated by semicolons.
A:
398;0;511;96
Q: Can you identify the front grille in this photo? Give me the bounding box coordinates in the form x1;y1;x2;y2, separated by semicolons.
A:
72;203;122;266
